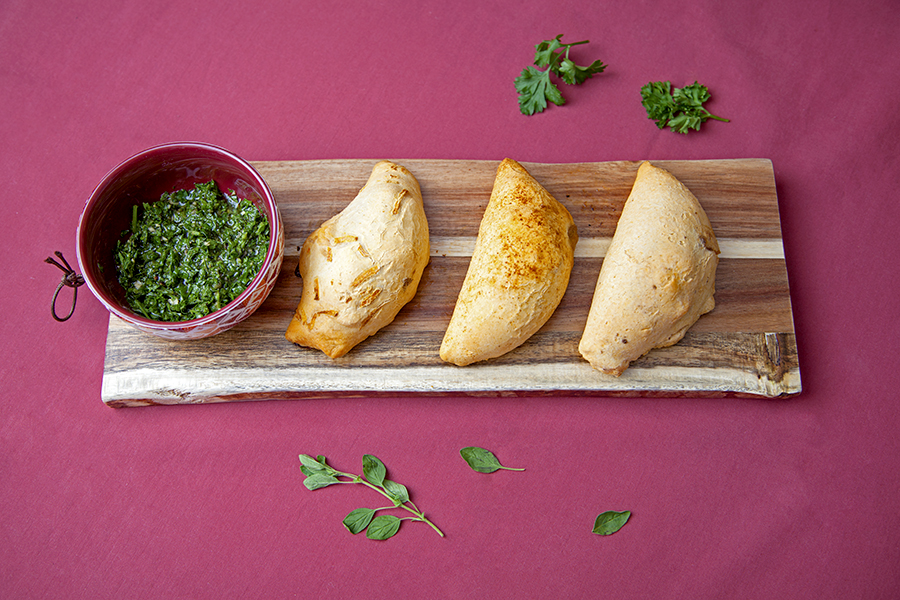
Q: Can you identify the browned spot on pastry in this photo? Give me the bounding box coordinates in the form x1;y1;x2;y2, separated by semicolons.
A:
392;189;409;215
306;309;338;328
324;247;333;262
357;244;370;259
358;287;382;307
333;235;359;244
352;265;379;287
359;309;380;329
313;277;320;301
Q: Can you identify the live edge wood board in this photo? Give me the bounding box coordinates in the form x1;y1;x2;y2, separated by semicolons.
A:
101;158;801;407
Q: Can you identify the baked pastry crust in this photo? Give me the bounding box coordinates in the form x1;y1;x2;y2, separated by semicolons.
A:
285;161;429;358
579;161;719;376
440;158;578;366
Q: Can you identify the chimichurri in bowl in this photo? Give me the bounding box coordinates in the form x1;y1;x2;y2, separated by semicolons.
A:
76;142;284;340
115;181;270;322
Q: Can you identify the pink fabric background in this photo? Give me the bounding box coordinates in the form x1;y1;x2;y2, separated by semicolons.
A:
3;0;899;598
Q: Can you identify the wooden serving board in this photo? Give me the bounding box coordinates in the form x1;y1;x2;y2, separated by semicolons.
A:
101;158;800;407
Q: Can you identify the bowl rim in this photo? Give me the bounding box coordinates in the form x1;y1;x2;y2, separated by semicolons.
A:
76;141;282;330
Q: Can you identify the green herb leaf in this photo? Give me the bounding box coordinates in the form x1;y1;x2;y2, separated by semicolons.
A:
640;80;728;134
366;515;402;540
556;57;608;86
673;81;710;107
533;36;565;67
300;454;333;476
382;480;410;505
303;473;341;491
362;454;386;486
460;446;525;473
639;81;676;129
343;508;376;534
514;35;607;115
592;510;631;535
515;66;563;116
299;454;328;473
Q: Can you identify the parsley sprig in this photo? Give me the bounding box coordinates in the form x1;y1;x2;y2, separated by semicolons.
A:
640;80;729;133
515;35;607;115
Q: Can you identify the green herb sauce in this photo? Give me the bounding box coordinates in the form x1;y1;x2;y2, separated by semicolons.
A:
114;180;269;322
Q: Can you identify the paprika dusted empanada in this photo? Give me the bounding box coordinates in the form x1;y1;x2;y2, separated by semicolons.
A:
285;161;429;358
440;158;577;366
579;161;719;376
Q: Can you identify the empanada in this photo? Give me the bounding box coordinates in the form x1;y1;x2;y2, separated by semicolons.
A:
285;161;429;358
579;161;719;376
440;158;577;366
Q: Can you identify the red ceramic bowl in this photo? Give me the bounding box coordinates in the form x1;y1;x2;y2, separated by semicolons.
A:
76;142;284;340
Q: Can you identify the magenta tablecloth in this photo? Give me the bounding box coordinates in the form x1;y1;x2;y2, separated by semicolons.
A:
3;0;899;598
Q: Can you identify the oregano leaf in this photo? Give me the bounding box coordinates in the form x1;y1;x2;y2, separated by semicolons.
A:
343;508;376;534
366;515;401;540
300;454;328;473
303;473;340;491
460;446;525;473
382;480;409;505
362;454;386;486
592;510;631;535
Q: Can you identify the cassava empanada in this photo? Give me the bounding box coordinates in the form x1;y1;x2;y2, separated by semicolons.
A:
579;161;719;376
440;158;577;366
285;161;429;358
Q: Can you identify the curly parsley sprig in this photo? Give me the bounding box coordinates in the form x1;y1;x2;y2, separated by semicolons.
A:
515;35;607;115
640;80;729;134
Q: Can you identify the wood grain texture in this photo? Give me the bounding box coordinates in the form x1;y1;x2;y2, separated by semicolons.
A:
101;158;800;407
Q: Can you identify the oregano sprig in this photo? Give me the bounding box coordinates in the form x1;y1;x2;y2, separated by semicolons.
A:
640;80;729;133
515;34;607;115
299;453;444;540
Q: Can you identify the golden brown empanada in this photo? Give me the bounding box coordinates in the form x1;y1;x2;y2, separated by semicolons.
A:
285;161;429;358
579;161;719;376
440;158;577;366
